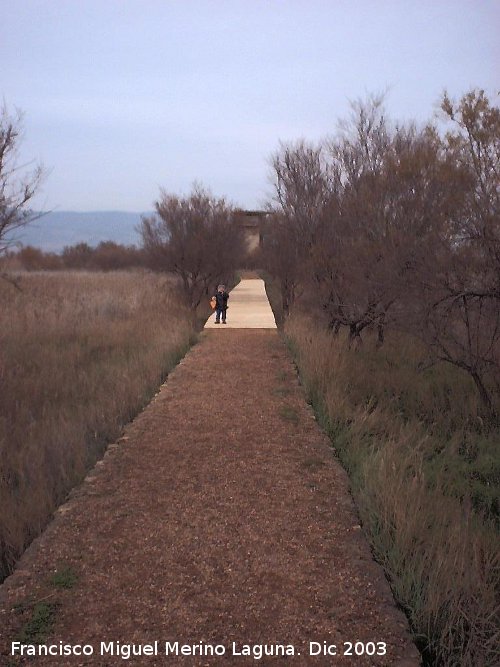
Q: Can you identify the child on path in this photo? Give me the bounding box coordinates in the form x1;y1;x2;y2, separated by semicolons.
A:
213;284;229;324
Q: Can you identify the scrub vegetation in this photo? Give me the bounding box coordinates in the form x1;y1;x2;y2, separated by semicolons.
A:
263;89;499;666
283;315;498;667
17;601;57;645
0;271;195;582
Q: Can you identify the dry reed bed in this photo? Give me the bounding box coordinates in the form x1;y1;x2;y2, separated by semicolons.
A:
285;315;499;667
0;271;195;582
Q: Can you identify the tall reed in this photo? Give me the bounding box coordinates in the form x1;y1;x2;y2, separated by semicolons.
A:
285;314;499;667
0;271;195;581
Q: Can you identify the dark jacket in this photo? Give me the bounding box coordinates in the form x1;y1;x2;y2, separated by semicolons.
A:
214;291;229;310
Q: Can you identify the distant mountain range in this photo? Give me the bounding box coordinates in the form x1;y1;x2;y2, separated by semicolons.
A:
13;211;154;252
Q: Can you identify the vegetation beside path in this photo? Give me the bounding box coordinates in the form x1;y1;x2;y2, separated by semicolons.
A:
0;271;196;583
264;275;498;666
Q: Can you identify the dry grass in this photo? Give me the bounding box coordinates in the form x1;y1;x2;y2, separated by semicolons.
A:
0;271;195;582
285;314;499;667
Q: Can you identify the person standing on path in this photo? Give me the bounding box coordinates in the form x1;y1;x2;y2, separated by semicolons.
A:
213;284;229;324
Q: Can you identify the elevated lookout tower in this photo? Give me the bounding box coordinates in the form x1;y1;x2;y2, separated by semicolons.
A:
234;210;270;254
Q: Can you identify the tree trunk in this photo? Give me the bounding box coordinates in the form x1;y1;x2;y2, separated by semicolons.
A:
281;279;294;317
377;312;386;347
328;318;341;335
348;323;362;349
471;370;494;416
281;288;289;317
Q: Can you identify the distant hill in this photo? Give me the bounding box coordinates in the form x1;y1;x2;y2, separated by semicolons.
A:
13;211;153;252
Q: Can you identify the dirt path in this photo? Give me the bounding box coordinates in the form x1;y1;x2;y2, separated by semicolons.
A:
0;331;420;666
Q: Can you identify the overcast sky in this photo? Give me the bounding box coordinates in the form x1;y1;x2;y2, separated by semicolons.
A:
2;0;498;212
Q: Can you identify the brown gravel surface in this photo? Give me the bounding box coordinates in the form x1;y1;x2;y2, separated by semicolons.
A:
0;330;420;666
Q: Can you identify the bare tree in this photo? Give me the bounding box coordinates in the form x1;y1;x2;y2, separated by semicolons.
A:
266;90;499;412
410;90;500;412
0;105;44;257
265;104;391;335
312;96;396;345
140;184;245;310
261;212;302;317
441;89;500;258
266;140;333;315
272;140;332;244
311;99;470;351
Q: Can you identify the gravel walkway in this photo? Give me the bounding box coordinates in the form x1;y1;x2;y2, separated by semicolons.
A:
0;330;420;666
